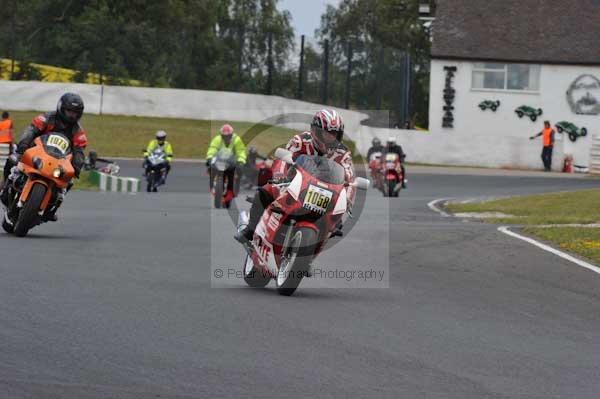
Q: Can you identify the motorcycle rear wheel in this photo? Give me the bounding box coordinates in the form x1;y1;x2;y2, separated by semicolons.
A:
14;183;46;237
276;227;317;296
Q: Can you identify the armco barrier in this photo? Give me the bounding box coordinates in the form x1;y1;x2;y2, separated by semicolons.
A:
89;170;141;193
591;136;600;175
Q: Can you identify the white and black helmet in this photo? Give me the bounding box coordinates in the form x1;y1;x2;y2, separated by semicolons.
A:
156;130;167;140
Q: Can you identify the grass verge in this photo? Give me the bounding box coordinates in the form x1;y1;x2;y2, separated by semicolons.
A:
446;189;600;225
447;189;600;264
72;171;98;191
7;111;299;159
524;227;600;264
7;110;361;162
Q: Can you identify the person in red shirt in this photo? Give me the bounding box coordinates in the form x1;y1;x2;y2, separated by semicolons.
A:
235;109;355;243
1;93;87;221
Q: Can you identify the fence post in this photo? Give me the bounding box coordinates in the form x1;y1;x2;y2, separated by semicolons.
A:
297;35;305;100
321;39;329;105
344;42;353;109
266;31;273;95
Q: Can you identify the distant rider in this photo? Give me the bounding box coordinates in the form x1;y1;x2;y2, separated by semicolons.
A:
1;93;87;221
367;137;384;160
384;136;407;189
244;146;267;188
235;109;355;243
144;130;173;180
206;123;247;191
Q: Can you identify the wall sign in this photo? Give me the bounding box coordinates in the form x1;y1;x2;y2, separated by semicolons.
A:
515;105;543;122
555;121;588;142
442;66;457;128
567;74;600;115
479;100;500;112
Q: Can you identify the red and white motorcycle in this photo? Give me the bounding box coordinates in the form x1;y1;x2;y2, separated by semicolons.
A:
382;152;403;197
237;148;370;296
368;151;384;191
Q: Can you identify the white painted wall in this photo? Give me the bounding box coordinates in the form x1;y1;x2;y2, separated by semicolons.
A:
427;60;600;169
0;80;368;146
2;73;597;170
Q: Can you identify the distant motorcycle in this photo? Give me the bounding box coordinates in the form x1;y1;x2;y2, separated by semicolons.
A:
368;151;383;191
237;148;370;296
145;148;168;192
2;132;75;237
210;148;239;208
241;158;273;189
382;152;403;197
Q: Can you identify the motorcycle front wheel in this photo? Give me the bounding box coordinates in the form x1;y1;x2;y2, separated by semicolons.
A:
276;227;317;296
214;173;224;208
14;183;46;237
243;254;271;288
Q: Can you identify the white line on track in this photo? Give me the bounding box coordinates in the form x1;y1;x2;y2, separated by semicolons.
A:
427;198;451;217
498;226;600;275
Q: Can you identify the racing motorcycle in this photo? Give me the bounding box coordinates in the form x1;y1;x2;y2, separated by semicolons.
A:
382;152;403;197
368;151;384;191
210;148;239;208
2;132;75;237
145;148;168;192
237;148;370;296
241;158;273;189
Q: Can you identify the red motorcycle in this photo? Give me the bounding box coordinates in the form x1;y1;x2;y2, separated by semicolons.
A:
242;158;274;188
237;149;370;296
368;151;384;191
382;152;403;197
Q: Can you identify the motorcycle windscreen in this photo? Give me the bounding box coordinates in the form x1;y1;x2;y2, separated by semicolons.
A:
295;155;345;185
41;133;72;159
149;149;166;165
213;148;236;171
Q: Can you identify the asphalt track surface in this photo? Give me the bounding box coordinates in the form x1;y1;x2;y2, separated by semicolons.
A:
1;161;599;398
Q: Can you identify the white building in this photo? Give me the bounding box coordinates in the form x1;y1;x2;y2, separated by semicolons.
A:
427;0;600;170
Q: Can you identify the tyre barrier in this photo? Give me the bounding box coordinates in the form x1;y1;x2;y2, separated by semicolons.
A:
89;170;141;193
591;136;600;175
0;144;10;169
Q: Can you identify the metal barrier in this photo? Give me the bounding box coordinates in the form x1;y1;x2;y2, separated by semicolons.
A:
591;136;600;175
0;144;10;169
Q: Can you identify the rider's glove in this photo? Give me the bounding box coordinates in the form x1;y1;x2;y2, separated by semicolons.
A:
9;152;21;164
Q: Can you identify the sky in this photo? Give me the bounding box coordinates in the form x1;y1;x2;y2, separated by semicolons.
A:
277;0;341;37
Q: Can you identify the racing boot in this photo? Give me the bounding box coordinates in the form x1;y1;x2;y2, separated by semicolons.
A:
41;187;68;222
0;186;8;208
234;189;270;244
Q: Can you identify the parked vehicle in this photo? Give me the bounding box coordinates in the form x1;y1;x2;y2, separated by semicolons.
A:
237;148;369;296
515;105;543;122
2;132;75;237
555;121;588;142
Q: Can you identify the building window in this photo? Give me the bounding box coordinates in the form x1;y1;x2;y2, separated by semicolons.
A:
472;63;540;91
